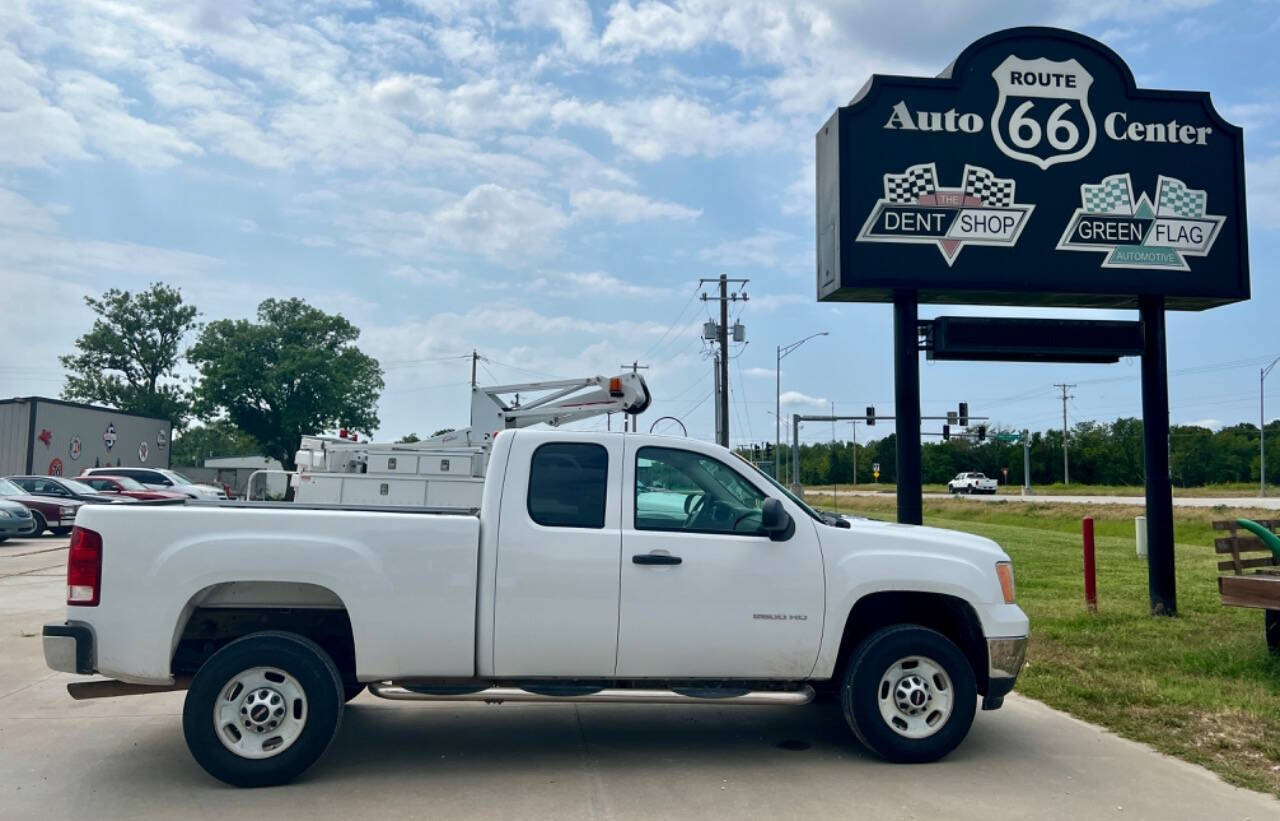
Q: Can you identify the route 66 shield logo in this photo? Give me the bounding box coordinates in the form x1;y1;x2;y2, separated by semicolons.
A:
990;55;1096;169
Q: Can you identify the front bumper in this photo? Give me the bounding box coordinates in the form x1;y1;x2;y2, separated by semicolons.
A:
982;635;1028;710
0;517;36;536
43;621;95;674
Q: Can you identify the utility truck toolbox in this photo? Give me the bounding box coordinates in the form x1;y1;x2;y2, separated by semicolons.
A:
45;429;1028;788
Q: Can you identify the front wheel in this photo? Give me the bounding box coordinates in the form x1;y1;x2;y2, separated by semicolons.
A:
182;631;344;787
30;511;46;535
841;624;976;763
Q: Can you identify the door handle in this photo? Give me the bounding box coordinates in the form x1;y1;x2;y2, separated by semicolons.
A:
633;553;682;565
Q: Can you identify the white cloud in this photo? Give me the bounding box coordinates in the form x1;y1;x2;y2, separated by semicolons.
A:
743;366;776;378
570;188;701;223
698;229;799;268
433;184;571;263
1181;418;1222;430
0;186;68;233
552;95;785;160
55;70;202;169
780;390;828;407
534;271;672;299
750;292;808;312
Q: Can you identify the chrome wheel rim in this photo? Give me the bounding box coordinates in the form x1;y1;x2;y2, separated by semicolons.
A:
213;666;308;759
877;655;954;739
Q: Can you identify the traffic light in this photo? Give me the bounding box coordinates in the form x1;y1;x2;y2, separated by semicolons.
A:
959;402;969;426
947;410;958;425
752;444;761;460
865;406;875;426
977;425;987;442
764;442;773;458
942;424;951;441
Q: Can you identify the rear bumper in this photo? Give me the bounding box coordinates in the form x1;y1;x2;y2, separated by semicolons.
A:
43;621;96;674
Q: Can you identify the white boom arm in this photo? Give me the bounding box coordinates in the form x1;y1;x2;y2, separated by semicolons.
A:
297;372;651;471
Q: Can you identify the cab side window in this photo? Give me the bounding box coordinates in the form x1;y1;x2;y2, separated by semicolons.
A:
527;443;609;529
635;447;766;535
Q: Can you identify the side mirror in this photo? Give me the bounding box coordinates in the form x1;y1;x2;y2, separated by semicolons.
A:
761;498;794;542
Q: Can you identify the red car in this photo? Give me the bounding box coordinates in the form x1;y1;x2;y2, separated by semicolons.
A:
78;475;188;502
0;477;81;536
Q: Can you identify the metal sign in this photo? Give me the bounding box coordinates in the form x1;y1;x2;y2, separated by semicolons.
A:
816;27;1247;309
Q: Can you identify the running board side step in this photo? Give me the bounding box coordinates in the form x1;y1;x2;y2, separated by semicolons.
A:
368;683;814;706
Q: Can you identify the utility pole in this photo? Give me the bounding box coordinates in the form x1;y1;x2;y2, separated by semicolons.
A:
1263;357;1280;496
776;331;828;480
471;350;479;388
831;401;838;513
1054;383;1075;484
620;361;649;432
1022;429;1032;495
712;351;722;445
700;275;748;448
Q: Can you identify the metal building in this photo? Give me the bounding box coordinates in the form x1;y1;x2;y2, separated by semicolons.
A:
0;397;172;477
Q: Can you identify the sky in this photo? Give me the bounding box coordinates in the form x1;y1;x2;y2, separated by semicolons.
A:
1;0;1279;451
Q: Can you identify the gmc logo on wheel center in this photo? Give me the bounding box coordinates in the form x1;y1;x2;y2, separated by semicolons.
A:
883;57;1213;170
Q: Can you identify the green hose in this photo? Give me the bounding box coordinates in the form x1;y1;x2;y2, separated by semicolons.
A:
1236;518;1280;559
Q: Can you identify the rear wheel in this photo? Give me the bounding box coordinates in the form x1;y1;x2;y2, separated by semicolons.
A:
30;511;46;535
841;624;976;763
182;631;344;787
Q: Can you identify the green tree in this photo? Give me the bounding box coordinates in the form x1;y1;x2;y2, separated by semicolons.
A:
170;421;260;466
396;433;421;443
59;283;198;428
188;298;384;471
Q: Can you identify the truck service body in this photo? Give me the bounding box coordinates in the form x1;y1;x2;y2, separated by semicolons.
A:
45;429;1027;787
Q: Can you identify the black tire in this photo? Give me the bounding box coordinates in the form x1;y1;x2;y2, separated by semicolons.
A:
182;631;344;788
841;624;976;763
50;526;72;536
30;511;47;536
342;683;366;702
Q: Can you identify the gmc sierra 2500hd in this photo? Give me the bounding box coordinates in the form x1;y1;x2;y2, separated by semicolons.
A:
44;429;1028;787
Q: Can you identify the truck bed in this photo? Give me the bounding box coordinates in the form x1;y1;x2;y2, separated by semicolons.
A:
71;502;482;684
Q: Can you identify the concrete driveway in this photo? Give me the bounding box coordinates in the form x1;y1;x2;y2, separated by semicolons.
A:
3;538;1276;820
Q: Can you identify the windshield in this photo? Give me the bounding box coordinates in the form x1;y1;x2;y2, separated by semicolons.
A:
0;478;23;496
61;478;101;495
165;470;194;484
96;476;146;491
732;453;828;525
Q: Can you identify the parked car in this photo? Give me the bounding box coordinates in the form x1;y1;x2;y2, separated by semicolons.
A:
0;478;81;536
0;497;37;543
7;476;138;505
79;467;227;500
45;429;1027;787
948;472;999;495
78;475;188;502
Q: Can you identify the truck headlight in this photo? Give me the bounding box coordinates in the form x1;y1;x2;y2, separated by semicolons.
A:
995;562;1016;604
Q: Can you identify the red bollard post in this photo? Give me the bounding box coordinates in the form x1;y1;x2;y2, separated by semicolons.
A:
1082;516;1097;613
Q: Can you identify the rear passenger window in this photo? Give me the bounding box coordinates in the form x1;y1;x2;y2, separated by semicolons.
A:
527;443;609;529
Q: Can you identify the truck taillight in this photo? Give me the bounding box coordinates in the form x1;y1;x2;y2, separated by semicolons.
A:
67;526;103;607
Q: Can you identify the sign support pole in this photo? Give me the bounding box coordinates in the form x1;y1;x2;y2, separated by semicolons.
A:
894;290;923;525
1140;296;1177;615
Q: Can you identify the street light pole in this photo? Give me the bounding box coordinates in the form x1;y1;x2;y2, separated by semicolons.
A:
776;331;828;480
1263;356;1280;497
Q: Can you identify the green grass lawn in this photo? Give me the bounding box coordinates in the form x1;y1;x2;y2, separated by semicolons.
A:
810;494;1280;796
805;481;1278;497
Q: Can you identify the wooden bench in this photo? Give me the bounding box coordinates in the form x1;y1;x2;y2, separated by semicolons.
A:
1212;518;1280;652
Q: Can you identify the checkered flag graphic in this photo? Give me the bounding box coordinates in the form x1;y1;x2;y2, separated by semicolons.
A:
884;163;938;204
961;166;1016;207
1156;176;1207;218
1081;174;1134;215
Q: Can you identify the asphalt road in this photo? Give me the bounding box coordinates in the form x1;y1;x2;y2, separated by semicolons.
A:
3;535;1277;820
840;490;1280;509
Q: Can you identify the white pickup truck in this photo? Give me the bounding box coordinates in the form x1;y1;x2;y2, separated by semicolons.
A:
44;430;1027;788
948;472;999;495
